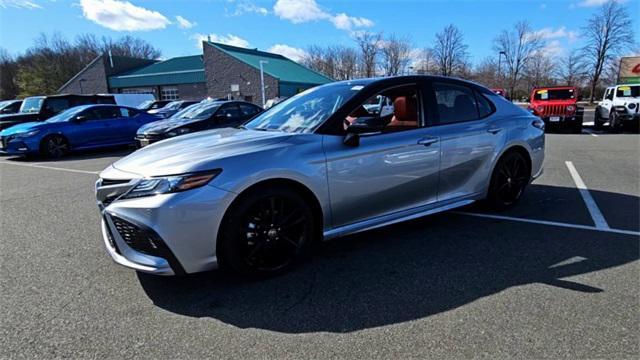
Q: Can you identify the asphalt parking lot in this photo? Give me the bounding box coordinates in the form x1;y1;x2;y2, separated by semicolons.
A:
1;126;638;358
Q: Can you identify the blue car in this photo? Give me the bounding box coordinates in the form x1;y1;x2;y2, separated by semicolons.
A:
0;104;159;158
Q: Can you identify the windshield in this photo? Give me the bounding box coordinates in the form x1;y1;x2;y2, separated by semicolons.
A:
244;84;361;133
178;102;220;119
137;100;154;110
163;101;182;110
20;97;44;113
616;85;639;98
533;89;575;101
45;106;86;123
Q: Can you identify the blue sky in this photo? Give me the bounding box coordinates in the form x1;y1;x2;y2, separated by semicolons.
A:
0;0;638;64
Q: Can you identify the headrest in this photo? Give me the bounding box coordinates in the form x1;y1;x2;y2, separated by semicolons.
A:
393;96;417;122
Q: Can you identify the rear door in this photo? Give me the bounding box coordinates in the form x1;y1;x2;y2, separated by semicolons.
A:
428;80;505;201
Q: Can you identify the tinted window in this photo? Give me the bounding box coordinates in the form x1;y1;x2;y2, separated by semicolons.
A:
240;103;260;116
119;107;137;117
475;92;494;118
43;98;70;115
616;85;639;98
218;104;241;119
533;89;575;101
433;82;480;124
92;107;120;120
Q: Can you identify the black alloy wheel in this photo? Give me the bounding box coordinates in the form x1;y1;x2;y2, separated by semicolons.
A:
219;187;315;276
487;151;530;210
42;135;70;158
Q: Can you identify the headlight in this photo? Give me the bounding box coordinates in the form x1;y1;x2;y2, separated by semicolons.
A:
121;170;222;199
566;105;576;112
628;103;637;110
166;127;191;137
14;130;40;138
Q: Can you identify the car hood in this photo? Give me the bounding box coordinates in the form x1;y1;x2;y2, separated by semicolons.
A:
111;127;292;177
137;116;205;134
0;121;48;135
0;112;37;122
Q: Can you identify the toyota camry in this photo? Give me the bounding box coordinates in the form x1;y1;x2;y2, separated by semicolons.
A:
95;76;545;276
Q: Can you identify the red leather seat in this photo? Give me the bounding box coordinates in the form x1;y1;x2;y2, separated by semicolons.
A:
388;96;418;128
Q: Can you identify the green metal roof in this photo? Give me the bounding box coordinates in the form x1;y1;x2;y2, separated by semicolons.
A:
108;55;205;88
209;42;333;85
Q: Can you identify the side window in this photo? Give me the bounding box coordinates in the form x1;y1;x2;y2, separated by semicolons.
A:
119;107;138;118
606;89;614;101
239;103;260;117
344;85;422;133
43;98;70;115
475;91;494;118
218;104;241;119
92;107;120;120
433;82;480;124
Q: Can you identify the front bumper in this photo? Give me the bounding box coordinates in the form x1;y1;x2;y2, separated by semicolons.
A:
0;136;38;155
96;168;236;275
541;115;580;126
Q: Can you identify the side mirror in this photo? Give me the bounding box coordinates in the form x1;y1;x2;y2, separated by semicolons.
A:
343;117;384;147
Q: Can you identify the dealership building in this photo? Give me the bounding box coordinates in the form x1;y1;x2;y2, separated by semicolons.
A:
58;41;333;104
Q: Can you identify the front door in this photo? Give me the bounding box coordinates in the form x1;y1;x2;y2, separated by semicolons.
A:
323;84;440;228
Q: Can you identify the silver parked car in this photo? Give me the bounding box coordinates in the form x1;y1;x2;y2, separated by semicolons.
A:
95;76;545;276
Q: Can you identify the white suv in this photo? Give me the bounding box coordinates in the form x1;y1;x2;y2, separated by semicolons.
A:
595;84;640;132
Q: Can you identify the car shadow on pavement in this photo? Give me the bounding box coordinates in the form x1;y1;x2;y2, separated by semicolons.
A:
137;185;639;334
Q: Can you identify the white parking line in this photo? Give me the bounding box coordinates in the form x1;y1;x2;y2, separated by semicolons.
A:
0;161;99;175
565;161;610;230
455;211;638;237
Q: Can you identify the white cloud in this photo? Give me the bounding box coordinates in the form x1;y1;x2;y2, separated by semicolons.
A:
232;2;269;16
79;0;171;31
273;0;373;31
175;15;196;29
0;0;42;9
273;0;329;23
540;40;564;57
534;26;579;43
331;13;374;31
267;44;307;61
578;0;625;7
191;33;250;49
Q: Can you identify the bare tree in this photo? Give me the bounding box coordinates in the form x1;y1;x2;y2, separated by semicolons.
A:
355;32;382;77
523;52;556;89
334;46;358;80
581;0;634;103
411;47;437;75
380;33;412;76
557;51;586;86
433;24;469;76
493;21;545;98
472;57;501;88
0;48;20;99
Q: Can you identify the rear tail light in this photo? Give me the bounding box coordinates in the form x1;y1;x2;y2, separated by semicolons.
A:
532;118;545;131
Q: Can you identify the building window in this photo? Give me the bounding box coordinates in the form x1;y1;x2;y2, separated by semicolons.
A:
161;87;179;100
121;87;153;95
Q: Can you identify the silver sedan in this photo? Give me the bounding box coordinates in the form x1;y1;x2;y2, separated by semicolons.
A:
95;76;545;276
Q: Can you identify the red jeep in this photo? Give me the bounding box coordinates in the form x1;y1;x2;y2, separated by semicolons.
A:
529;86;582;133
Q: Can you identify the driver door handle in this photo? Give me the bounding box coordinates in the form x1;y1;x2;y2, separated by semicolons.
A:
417;137;439;146
487;127;503;134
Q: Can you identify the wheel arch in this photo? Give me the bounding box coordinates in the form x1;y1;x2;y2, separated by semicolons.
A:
39;132;71;154
488;144;533;190
216;177;325;255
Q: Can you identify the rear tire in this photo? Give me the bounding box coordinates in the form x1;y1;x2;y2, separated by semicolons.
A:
486;151;530;211
40;135;70;158
218;186;316;277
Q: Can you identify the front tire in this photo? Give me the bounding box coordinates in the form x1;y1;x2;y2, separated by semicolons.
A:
40;135;70;158
609;111;621;133
218;186;315;277
594;108;605;130
486;151;530;210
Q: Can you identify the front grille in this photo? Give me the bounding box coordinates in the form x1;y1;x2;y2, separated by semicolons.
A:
541;105;569;117
111;216;166;257
137;134;162;141
101;178;130;186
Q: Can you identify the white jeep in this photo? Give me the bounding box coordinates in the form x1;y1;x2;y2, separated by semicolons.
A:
595;84;640;132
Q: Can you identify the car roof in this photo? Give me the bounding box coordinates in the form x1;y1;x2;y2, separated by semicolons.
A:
326;75;495;95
